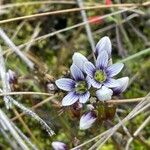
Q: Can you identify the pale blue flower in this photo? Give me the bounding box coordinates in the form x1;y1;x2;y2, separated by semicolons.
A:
79;111;97;130
52;141;68;150
95;36;112;58
55;64;91;106
84;51;124;89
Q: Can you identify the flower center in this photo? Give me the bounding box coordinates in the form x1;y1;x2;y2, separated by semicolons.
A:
94;70;106;83
75;81;87;94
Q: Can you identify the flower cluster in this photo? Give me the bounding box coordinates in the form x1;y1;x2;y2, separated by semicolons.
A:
55;36;129;131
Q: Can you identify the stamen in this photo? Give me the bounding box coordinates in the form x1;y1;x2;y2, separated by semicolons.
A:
94;70;106;83
75;81;87;94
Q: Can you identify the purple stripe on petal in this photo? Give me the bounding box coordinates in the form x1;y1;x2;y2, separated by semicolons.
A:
90;78;102;88
104;78;119;88
96;51;108;69
86;76;91;89
84;62;95;77
95;36;112;57
106;63;124;77
79;91;90;103
62;92;79;106
112;77;129;95
70;64;84;81
55;78;75;91
79;111;97;130
72;52;88;72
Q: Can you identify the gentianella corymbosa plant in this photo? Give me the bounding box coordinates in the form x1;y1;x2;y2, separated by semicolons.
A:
55;36;129;131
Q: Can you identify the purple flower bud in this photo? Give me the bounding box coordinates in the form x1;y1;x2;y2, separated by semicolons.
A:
47;83;56;91
52;141;68;150
96;86;113;101
79;111;97;130
6;69;17;84
112;77;129;95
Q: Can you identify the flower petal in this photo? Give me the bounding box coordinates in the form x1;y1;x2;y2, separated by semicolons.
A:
90;78;102;88
79;92;90;103
95;36;112;57
84;62;95;77
72;52;88;72
96;51;108;69
70;64;84;81
52;141;68;150
86;76;91;89
62;92;79;106
104;78;119;88
79;111;97;130
55;78;75;91
96;86;113;101
106;63;124;77
113;77;129;95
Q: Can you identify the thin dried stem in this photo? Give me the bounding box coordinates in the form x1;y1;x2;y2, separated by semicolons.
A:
0;0;77;9
0;45;12;108
125;116;150;150
0;28;34;70
11;95;58;121
0;91;52;97
77;0;96;61
5;7;136;54
0;2;149;24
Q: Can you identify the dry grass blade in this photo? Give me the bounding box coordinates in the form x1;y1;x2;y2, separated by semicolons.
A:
0;110;30;150
0;45;12;108
71;93;150;149
4;7;136;54
0;89;55;136
125;115;150;150
0;2;149;24
0;28;34;70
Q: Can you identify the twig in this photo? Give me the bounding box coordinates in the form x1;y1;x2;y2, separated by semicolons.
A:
77;0;96;61
0;28;34;70
25;22;41;52
0;89;55;136
71;93;150;149
11;95;59;121
0;110;30;150
0;2;149;24
0;45;12;109
13;108;39;146
5;7;136;53
125;116;150;150
0;0;77;9
0;91;52;97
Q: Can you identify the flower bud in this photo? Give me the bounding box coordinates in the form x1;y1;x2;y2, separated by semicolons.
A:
6;69;17;84
52;141;68;150
79;111;97;130
112;77;129;95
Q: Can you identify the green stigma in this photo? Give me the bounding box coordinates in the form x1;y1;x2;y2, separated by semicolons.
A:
94;70;106;83
75;81;87;94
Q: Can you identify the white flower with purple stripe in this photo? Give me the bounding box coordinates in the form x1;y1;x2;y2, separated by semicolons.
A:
112;77;129;95
72;52;89;72
55;64;91;106
84;51;124;89
95;36;112;58
52;141;68;150
79;111;97;130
